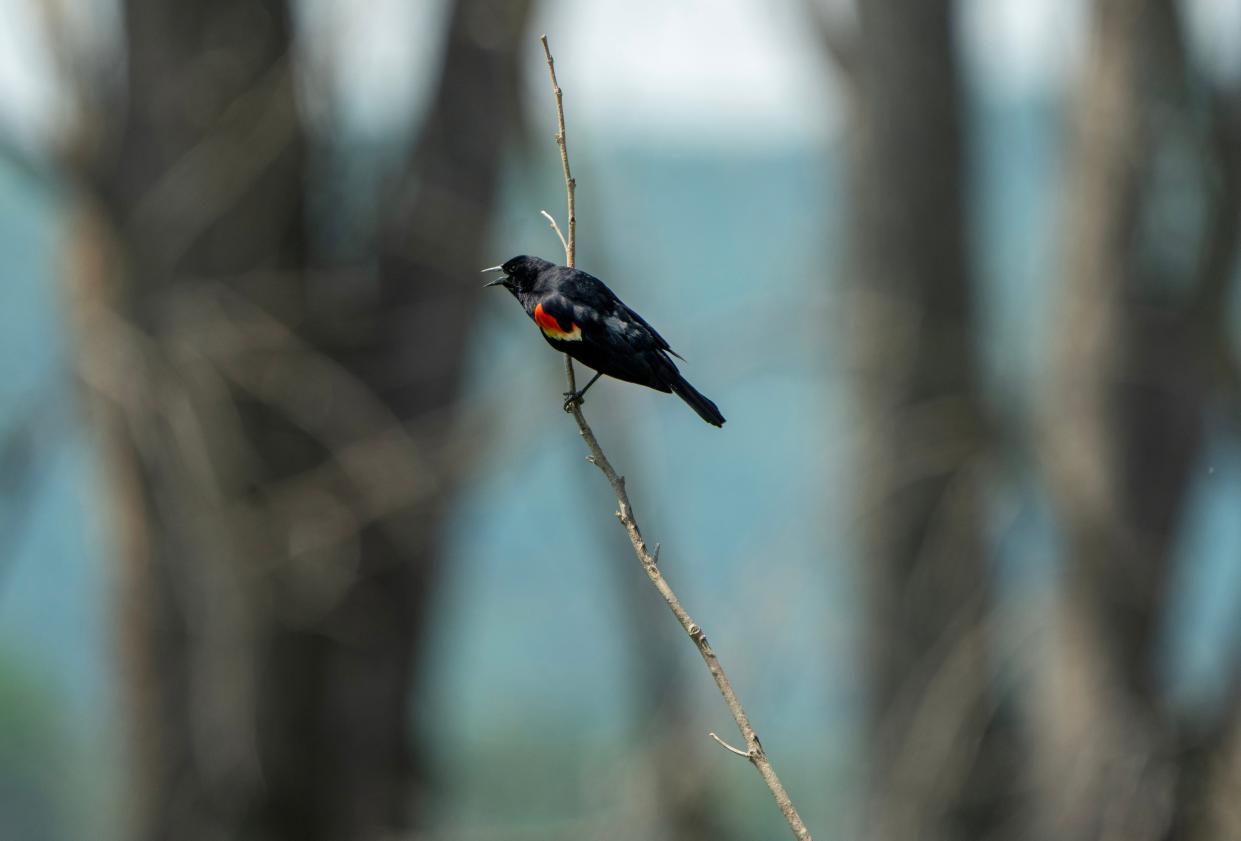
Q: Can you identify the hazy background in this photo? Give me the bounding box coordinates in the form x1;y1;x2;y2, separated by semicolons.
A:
2;1;1240;840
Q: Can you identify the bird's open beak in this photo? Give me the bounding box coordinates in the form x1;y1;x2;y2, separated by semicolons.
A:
481;266;507;287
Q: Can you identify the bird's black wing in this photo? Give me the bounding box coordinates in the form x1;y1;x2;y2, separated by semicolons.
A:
569;271;684;360
535;292;676;389
615;300;684;360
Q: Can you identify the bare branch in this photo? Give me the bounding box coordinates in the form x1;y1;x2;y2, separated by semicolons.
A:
540;35;576;268
538;34;812;841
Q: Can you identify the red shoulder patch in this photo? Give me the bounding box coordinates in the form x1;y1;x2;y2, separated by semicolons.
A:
533;303;564;332
533;303;582;341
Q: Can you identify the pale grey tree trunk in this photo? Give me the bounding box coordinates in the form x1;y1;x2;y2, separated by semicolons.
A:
1036;2;1241;841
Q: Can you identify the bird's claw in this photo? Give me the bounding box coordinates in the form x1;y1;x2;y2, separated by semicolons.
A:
562;390;584;412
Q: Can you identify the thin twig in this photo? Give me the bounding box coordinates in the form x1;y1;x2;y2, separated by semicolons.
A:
538;35;812;841
539;209;569;256
709;732;753;759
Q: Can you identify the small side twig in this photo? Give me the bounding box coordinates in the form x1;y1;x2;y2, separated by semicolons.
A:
709;731;753;759
538;34;812;841
539;210;569;256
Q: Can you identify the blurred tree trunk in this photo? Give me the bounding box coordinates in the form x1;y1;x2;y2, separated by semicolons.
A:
834;3;1016;841
1036;1;1241;840
67;1;532;840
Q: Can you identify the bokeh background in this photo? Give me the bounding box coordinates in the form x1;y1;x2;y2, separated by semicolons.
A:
3;1;1241;840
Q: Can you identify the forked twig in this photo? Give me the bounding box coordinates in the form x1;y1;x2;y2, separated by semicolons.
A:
538;34;812;841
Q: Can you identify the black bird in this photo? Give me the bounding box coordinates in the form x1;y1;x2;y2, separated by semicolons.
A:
483;255;725;426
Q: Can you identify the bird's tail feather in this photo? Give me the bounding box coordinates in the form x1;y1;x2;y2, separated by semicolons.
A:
669;375;725;427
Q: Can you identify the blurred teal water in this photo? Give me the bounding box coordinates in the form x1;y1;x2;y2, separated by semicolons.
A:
0;160;113;840
2;100;1240;838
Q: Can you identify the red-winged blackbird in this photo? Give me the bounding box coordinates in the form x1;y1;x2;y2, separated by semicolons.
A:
484;255;725;426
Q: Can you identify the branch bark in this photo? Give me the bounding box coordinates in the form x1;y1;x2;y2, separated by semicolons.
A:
537;35;812;841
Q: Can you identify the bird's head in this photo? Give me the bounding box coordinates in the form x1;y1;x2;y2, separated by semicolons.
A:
481;255;553;296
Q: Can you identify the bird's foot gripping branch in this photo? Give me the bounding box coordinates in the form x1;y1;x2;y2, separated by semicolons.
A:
561;371;601;412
